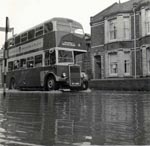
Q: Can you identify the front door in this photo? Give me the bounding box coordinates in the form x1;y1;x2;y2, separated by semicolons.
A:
94;55;101;79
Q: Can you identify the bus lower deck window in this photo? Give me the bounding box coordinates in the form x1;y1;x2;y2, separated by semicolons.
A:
20;59;26;68
35;55;42;67
14;60;20;70
8;61;14;71
27;57;34;68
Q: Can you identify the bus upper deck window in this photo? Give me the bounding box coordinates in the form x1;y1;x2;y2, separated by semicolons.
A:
8;38;15;48
57;23;71;32
21;33;28;42
35;26;44;37
28;29;35;40
44;22;53;33
15;36;20;45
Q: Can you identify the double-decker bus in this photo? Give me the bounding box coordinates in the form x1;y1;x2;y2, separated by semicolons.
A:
6;17;88;91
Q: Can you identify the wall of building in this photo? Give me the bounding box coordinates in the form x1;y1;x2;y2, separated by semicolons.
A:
90;0;150;79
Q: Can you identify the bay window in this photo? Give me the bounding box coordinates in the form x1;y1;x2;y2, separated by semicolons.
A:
123;17;130;39
109;19;117;40
146;9;150;34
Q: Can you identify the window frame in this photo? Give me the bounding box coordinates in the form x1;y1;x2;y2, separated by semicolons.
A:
123;16;130;40
109;18;117;41
27;56;34;68
44;22;53;34
21;32;28;43
145;9;150;35
35;54;42;67
35;25;44;37
109;52;118;77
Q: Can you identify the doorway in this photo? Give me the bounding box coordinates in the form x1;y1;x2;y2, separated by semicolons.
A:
94;55;101;79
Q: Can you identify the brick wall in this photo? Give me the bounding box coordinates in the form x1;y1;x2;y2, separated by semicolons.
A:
89;78;150;91
91;23;104;47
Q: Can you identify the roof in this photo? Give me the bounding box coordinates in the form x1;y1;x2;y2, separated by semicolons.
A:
91;0;141;23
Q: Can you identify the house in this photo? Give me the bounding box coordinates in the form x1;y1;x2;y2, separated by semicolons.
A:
90;0;150;79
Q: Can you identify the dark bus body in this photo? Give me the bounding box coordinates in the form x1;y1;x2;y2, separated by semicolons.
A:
6;18;88;90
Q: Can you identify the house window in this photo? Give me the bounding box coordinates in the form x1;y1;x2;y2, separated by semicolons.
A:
123;17;130;39
149;59;150;73
146;9;150;34
109;53;118;76
124;60;130;73
124;52;130;75
147;48;150;73
109;19;117;40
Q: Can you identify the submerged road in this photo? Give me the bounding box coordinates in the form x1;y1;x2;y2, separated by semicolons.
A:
0;89;150;145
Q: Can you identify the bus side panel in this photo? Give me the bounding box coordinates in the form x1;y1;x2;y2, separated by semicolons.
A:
7;68;42;89
7;71;22;88
18;68;42;88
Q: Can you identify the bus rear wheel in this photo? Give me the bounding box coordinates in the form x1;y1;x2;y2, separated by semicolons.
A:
10;78;16;90
45;76;58;91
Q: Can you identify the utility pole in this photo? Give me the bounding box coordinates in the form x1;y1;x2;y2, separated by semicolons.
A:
3;17;9;97
0;17;14;96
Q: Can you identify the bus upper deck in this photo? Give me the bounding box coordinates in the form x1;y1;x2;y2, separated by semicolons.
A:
7;17;87;58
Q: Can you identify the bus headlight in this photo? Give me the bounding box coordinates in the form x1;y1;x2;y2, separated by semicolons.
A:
62;72;67;78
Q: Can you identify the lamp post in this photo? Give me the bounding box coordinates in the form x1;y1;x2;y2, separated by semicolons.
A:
0;17;14;96
3;17;9;96
133;3;137;79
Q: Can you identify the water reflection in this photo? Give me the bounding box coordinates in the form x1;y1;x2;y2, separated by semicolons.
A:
0;91;150;145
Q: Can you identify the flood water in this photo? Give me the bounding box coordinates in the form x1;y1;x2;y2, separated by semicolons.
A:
0;90;150;145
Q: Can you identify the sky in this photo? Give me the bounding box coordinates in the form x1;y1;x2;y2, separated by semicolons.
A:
0;0;129;47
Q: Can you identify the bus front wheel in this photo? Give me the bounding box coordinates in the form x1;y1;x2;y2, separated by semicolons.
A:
81;81;88;90
10;78;16;90
45;76;58;91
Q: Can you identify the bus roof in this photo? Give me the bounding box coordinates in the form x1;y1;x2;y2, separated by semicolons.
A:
10;17;83;39
51;17;83;28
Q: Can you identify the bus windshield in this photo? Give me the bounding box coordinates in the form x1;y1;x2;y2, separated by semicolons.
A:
58;50;73;63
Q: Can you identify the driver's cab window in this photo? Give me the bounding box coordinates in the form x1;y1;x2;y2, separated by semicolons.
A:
45;49;56;66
